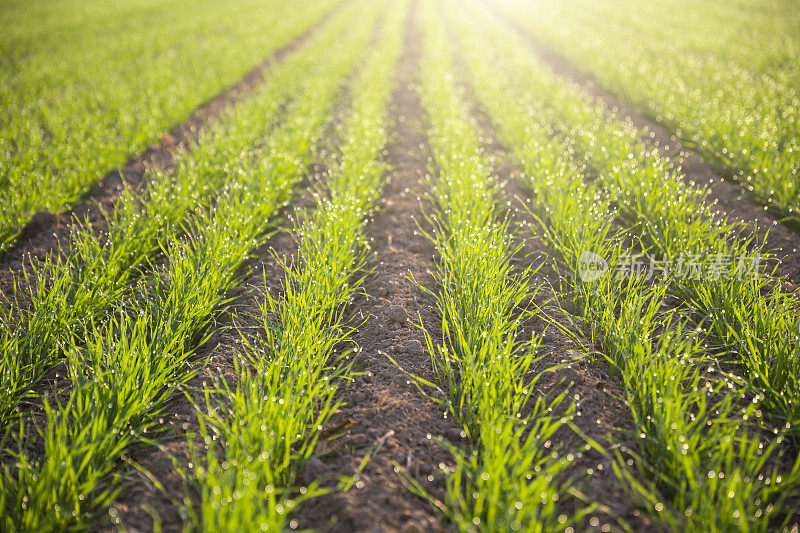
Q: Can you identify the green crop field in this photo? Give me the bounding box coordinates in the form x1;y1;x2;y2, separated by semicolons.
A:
1;0;799;531
494;0;800;223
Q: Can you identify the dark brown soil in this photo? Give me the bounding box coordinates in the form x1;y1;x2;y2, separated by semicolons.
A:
497;146;647;525
294;8;459;532
493;158;650;531
0;8;349;529
296;5;651;530
106;12;386;528
488;5;800;287
107;165;341;533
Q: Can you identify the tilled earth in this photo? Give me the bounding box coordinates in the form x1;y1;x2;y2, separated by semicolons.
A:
3;1;800;532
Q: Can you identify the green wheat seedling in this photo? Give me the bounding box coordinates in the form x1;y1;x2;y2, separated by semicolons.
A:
189;205;367;531
456;0;800;443
472;7;800;438
493;0;800;223
1;197;273;531
584;278;799;531
186;2;404;529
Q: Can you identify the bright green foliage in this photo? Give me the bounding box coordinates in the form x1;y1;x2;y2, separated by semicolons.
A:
457;0;800;442
0;150;289;532
0;0;366;433
187;1;403;529
0;0;340;250
582;279;797;532
496;0;800;222
412;2;585;530
1;0;799;530
448;0;800;529
2;203;271;531
0;0;378;528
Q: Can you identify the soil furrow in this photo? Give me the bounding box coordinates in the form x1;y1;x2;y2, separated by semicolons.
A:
491;152;647;531
505;167;649;531
295;6;458;531
0;0;346;278
33;160;325;533
484;1;800;286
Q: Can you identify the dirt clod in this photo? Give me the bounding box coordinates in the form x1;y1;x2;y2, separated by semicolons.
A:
387;306;409;324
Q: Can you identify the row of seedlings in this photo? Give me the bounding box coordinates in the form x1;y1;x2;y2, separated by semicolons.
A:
409;2;586;530
0;0;342;250
186;3;407;529
493;0;800;222
456;0;800;447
